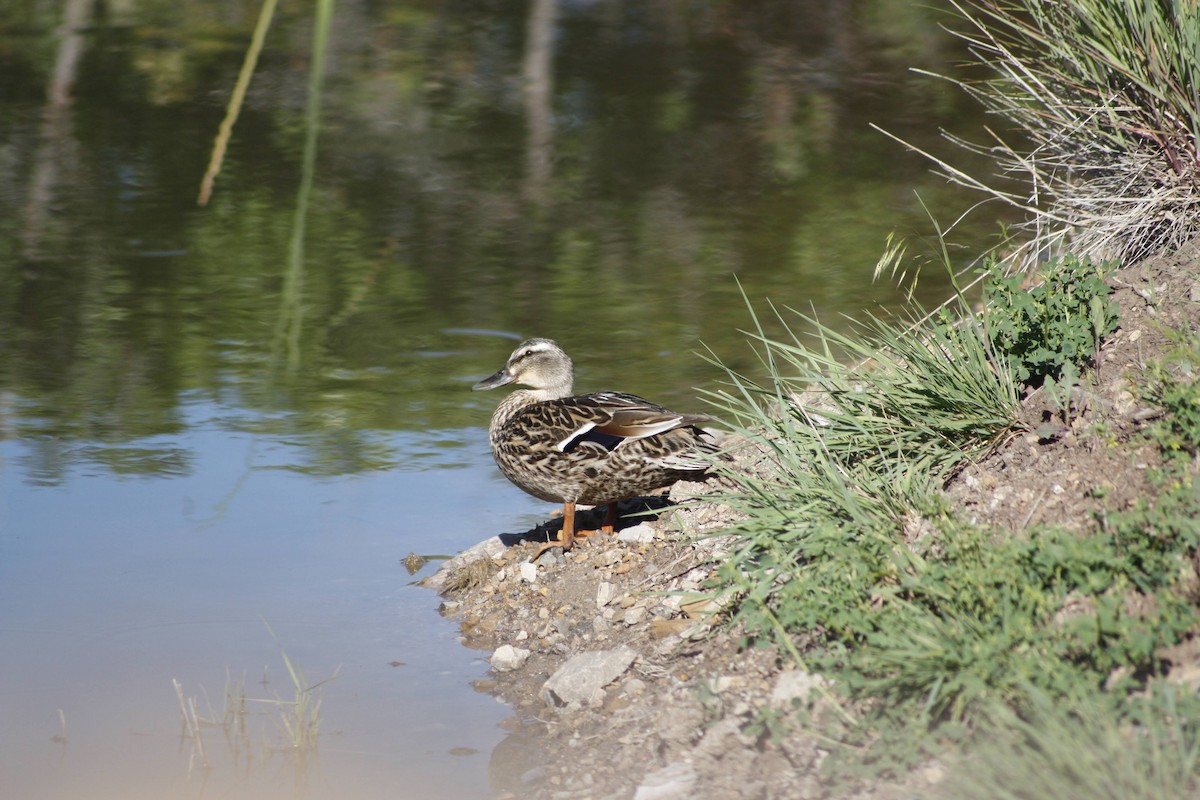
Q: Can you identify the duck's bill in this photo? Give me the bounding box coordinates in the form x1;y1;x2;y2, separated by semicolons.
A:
472;369;517;391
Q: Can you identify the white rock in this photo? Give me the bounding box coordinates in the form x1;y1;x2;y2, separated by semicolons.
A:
596;581;616;607
633;762;698;800
618;523;656;544
490;644;530;672
541;646;637;706
420;535;507;591
623;606;647;626
770;669;825;709
518;562;538;583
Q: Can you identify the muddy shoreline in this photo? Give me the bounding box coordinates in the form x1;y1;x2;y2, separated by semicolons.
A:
425;245;1200;800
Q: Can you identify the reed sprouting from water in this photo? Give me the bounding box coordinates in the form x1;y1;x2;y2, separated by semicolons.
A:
197;0;279;207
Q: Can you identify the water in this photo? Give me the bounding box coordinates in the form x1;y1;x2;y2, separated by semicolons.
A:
1;1;1010;797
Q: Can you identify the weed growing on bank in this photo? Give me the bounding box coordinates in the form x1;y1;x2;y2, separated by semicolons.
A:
708;254;1200;788
902;0;1200;263
937;684;1200;800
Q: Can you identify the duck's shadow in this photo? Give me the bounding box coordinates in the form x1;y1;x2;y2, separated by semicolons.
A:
497;496;674;548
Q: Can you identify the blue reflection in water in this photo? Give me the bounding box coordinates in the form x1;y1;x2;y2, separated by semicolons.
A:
0;398;536;800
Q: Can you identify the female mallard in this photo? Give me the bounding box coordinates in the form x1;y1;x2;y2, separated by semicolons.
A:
473;338;717;554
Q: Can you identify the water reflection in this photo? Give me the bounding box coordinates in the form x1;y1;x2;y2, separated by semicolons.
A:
0;0;1012;797
2;0;1008;477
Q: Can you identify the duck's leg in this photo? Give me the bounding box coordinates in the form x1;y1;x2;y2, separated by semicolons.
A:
531;502;577;561
567;503;617;543
560;502;577;551
600;503;619;534
570;503;619;541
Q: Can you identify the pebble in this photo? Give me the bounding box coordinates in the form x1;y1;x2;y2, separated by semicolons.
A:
596;581;616;607
623;606;647;626
617;523;656;544
490;644;531;672
770;669;826;709
519;562;538;583
633;761;698;800
542;646;637;706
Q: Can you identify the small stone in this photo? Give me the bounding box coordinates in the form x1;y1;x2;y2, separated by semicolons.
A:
596;581;616;607
649;618;691;639
623;606;647;625
770;669;826;709
519;766;546;785
518;562;538;583
542;646;637;706
705;675;736;693
633;762;698;800
490;644;531;673
538;607;550;620
618;523;656;544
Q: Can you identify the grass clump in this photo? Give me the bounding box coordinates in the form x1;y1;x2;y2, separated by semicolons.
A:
938;684;1200;800
933;0;1200;264
705;283;1022;701
706;255;1200;784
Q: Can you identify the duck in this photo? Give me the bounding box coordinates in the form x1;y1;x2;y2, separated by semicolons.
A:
472;338;719;555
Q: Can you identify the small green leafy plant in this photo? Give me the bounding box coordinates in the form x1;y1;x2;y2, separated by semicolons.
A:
983;254;1119;386
1144;327;1200;457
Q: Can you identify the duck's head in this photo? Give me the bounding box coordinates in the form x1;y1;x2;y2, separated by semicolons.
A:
472;338;575;399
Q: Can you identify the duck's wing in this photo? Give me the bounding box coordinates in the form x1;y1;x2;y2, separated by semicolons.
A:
556;392;713;456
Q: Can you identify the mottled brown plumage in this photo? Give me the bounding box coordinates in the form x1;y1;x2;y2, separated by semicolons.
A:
472;338;717;553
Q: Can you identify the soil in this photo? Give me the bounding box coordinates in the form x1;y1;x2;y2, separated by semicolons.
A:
423;242;1200;800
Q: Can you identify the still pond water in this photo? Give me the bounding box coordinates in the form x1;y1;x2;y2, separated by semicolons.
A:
1;1;1010;797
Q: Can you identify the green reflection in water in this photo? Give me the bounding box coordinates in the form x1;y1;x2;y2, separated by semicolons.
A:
0;0;1013;481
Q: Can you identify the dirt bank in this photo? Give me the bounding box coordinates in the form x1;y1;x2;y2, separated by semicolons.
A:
424;242;1200;800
